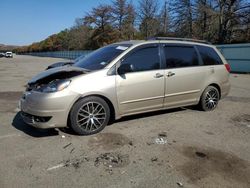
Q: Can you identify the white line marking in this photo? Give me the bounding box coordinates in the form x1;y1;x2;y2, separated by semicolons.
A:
47;163;65;171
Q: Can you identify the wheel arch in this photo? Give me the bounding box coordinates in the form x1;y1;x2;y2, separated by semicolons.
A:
67;94;116;126
208;83;221;99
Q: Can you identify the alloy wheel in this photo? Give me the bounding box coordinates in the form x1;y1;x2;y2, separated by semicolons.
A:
204;88;219;110
77;102;106;132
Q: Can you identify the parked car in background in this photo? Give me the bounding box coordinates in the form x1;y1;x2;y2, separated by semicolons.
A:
46;54;86;70
5;51;13;58
0;52;5;57
20;37;230;135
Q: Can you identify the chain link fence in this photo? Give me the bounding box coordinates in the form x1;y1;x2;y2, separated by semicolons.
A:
20;50;93;60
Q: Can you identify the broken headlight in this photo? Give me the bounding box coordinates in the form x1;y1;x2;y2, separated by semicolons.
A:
36;79;71;93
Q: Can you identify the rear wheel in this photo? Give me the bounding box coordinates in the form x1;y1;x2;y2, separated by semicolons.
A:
199;86;220;111
70;96;110;135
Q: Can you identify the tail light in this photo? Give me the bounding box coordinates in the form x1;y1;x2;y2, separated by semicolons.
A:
224;64;231;72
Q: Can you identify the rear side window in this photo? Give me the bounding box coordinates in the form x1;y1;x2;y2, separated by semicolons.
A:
197;45;223;65
164;46;199;68
121;46;160;72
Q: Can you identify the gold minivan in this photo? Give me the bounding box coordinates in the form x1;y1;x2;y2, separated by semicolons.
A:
20;38;231;135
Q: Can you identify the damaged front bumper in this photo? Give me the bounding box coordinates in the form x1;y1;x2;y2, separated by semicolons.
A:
20;90;79;129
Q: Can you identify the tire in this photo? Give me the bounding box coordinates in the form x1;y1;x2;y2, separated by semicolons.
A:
70;96;110;135
199;86;220;111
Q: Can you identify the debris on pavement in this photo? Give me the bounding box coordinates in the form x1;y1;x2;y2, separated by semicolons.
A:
195;151;207;158
155;138;167;144
94;152;130;168
70;148;75;153
151;157;158;162
47;163;65;171
65;158;83;169
158;132;167;137
105;168;113;175
63;143;72;149
128;141;133;146
121;170;126;174
47;155;89;171
177;182;183;187
146;141;154;145
65;155;89;169
61;135;66;138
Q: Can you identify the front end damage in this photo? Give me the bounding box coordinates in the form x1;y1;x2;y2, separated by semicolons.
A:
26;67;86;92
20;67;86;129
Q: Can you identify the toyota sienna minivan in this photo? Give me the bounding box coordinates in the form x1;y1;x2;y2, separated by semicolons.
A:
20;38;230;135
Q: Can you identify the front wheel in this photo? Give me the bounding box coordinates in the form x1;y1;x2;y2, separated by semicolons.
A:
199;86;220;111
70;96;110;135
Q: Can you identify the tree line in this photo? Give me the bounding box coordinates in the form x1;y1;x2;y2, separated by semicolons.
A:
16;0;250;53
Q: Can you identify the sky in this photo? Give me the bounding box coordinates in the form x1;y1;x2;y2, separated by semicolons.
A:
0;0;112;46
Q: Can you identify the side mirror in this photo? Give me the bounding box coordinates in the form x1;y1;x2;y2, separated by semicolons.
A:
117;64;133;75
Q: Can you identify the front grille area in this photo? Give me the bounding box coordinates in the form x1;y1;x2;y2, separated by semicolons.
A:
21;112;52;123
26;84;34;91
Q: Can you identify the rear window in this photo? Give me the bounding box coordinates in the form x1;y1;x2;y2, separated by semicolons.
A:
164;46;199;68
197;45;223;65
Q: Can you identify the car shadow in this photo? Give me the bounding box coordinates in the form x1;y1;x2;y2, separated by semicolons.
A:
12;112;59;137
112;107;189;124
59;107;190;135
59;127;78;136
12;106;196;137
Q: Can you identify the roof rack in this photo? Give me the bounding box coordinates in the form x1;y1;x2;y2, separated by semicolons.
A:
148;37;211;44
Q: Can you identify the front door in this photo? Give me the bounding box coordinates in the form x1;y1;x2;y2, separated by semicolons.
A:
116;44;165;115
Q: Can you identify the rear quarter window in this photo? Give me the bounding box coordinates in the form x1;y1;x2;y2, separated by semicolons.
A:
197;45;223;65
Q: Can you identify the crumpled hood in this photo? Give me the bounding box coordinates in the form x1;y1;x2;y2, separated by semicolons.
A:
28;66;87;85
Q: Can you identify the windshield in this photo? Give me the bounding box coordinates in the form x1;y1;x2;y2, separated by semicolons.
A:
74;54;86;63
74;44;131;71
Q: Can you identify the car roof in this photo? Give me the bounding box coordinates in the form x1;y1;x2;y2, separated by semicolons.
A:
114;39;213;48
114;40;144;46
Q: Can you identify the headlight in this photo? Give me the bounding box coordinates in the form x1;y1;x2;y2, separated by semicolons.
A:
37;79;71;93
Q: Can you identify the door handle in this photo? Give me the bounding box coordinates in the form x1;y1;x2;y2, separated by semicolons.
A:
167;71;175;77
154;73;164;78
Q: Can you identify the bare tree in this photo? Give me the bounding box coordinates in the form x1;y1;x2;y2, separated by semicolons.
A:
112;0;127;32
84;4;113;33
193;0;217;41
112;0;136;39
159;0;170;34
122;2;136;39
169;0;195;38
138;0;160;38
215;0;250;43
